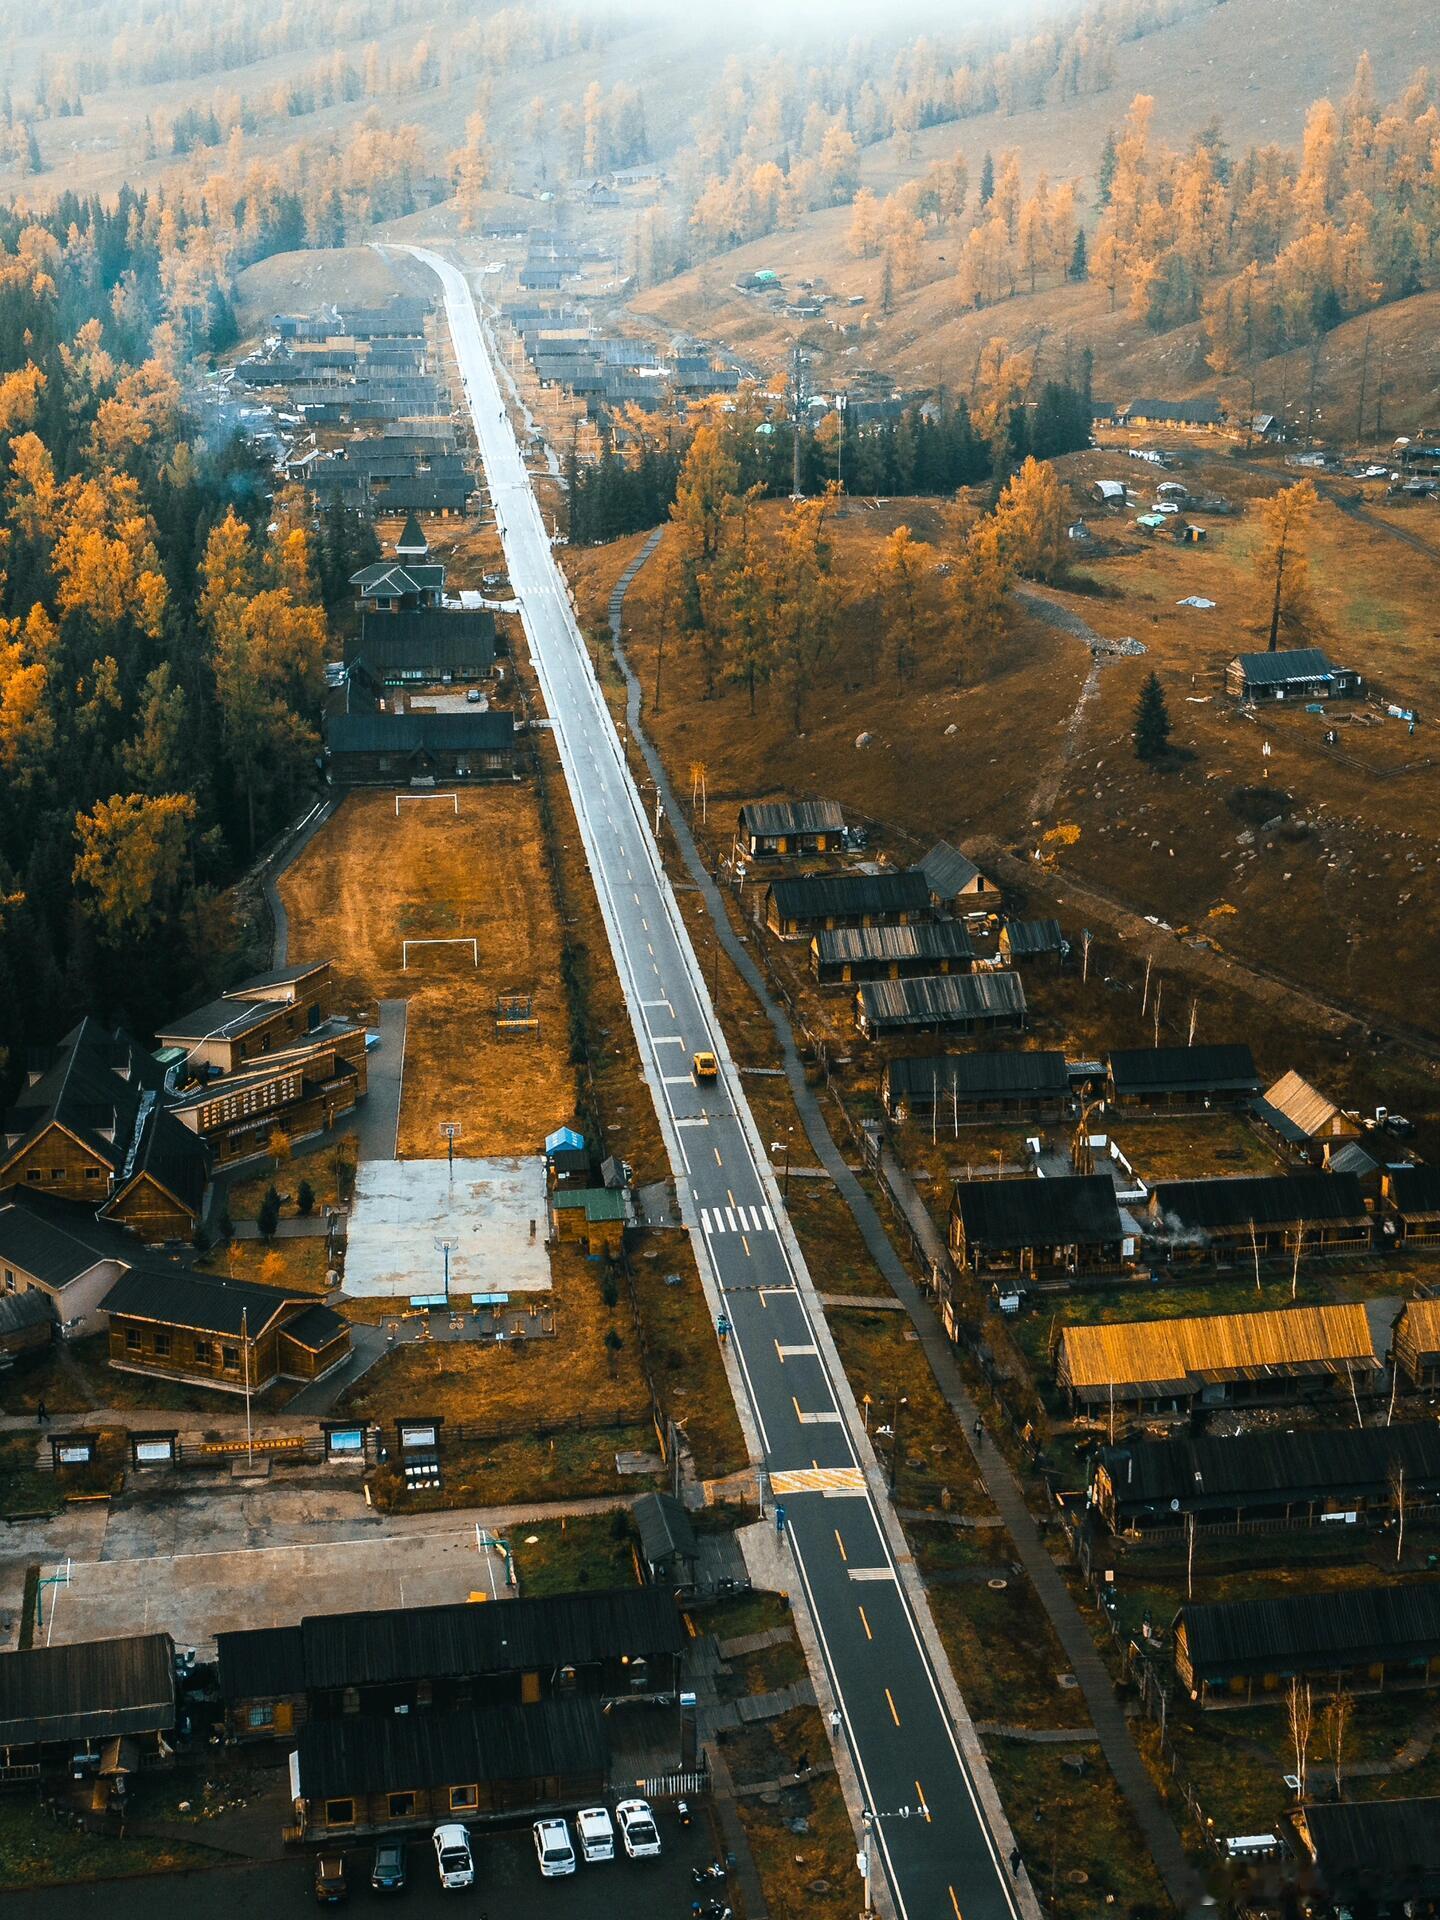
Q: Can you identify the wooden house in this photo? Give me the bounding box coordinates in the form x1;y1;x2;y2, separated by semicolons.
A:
0;1191;160;1336
155;962;338;1077
1292;1798;1440;1909
1254;1071;1361;1164
633;1491;699;1591
291;1697;608;1839
1173;1584;1440;1707
547;1187;627;1258
1225;647;1362;703
734;799;845;859
0;1633;177;1779
998;918;1066;968
350;558;447;613
1392;1299;1440;1391
101;1267;349;1396
1104;1044;1260;1111
882;1050;1070;1124
765;870;930;940
1115;397;1223;430
0;1018;209;1242
0;1290;55;1359
1384;1165;1440;1248
949;1175;1128;1279
855;970;1026;1039
165;1025;368;1169
1143;1172;1372;1264
1090;1424;1440;1534
1056;1302;1379;1415
917;841;1002;916
346;610;497;688
216;1587;685;1739
810;921;973;985
324;711;517;787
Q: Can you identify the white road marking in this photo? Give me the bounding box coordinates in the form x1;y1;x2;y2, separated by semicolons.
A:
725;1208;738;1232
763;1206;776;1230
848;1567;899;1583
776;1344;819;1358
795;1410;844;1426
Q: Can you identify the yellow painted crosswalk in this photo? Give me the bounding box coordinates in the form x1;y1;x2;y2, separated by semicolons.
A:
770;1466;867;1495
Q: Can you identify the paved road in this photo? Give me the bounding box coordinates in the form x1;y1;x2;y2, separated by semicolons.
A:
400;245;1023;1920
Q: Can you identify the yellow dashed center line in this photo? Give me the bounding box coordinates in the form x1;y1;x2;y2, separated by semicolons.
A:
859;1606;872;1640
742;1235;751;1256
834;1529;847;1563
885;1688;900;1726
714;1148;723;1168
949;1888;963;1919
916;1780;931;1822
792;1395;803;1422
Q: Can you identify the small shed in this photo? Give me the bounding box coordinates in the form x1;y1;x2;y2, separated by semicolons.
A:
998;918;1066;968
0;1289;57;1358
1383;1165;1440;1248
1393;1298;1440;1391
917;841;1001;915
548;1188;627;1258
633;1491;699;1590
1254;1070;1361;1163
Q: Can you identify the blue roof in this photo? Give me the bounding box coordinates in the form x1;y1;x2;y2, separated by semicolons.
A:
545;1126;586;1154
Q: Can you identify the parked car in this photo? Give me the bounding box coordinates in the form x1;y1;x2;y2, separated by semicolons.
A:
370;1841;406;1892
533;1817;577;1877
576;1806;616;1863
616;1798;662;1860
432;1824;475;1891
465;687;483;704
313;1854;348;1904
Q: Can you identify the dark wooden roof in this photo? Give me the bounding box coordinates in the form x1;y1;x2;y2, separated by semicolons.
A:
348;610;497;676
858;971;1026;1031
101;1266;308;1339
1391;1166;1440;1216
952;1175;1122;1249
1106;1044;1259;1096
813;922;974;966
1002;917;1064;956
634;1491;697;1564
768;869;930;922
0;1634;175;1746
1148;1172;1368;1233
217;1588;683;1698
1230;646;1338;685
0;1191;143;1289
884;1050;1068;1104
1097;1424;1440;1516
325;712;515;756
1297;1798;1440;1899
1177;1582;1440;1681
297;1696;607;1801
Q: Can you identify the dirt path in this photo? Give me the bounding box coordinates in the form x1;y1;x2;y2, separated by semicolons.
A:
1318;480;1440;565
1012;585;1132;819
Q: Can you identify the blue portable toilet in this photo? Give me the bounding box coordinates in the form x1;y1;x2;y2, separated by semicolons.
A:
545;1125;586;1156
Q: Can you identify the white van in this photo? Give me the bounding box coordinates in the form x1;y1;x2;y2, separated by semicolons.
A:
576;1806;616;1862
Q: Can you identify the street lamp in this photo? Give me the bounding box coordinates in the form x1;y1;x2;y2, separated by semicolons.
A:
770;1131;794;1201
887;1393;909;1494
858;1803;927;1920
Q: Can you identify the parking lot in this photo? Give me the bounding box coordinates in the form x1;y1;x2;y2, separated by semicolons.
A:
10;1812;731;1917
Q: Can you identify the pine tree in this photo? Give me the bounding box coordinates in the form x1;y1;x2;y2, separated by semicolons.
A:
1069;228;1088;282
1133;671;1172;761
978;151;995;209
1096;129;1117;207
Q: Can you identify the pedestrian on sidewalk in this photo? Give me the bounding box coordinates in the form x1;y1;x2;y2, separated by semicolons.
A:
1009;1846;1023;1876
973;1415;983;1443
36;1399;47;1426
829;1709;843;1737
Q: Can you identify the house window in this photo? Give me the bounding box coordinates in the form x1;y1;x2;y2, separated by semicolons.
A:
221;1345;240;1372
153;1332;171;1358
324;1799;355;1828
557;1665;577;1693
48;1168;65;1181
84;1166;102;1181
247;1705;274;1729
125;1327;142;1354
387;1792;416;1820
450;1785;478;1811
25;1169;40;1182
629;1657;649;1690
342;1687;360;1715
3;1270;13;1293
194;1339;214;1367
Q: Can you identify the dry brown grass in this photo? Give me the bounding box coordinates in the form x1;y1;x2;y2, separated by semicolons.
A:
199;1237;335;1296
277;787;577;1159
341;1241;650;1427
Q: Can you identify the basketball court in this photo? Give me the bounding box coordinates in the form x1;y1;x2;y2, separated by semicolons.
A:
343;1154;552;1298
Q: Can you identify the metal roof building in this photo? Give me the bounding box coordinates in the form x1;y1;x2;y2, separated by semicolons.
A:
0;1634;176;1750
1174;1583;1440;1696
882;1050;1069;1118
855;970;1026;1037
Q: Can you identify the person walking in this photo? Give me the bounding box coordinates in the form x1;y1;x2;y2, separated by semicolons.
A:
36;1399;47;1426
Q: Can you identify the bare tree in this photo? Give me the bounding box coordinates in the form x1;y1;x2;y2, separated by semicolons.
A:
1287;1677;1313;1801
1324;1686;1351;1801
1290;1224;1305;1300
1249;1219;1262;1296
1391;1460;1408;1565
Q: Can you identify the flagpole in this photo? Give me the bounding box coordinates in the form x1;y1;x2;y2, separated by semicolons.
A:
242;1305;253;1468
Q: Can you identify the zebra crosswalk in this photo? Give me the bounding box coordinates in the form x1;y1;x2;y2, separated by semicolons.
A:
770;1466;867;1496
700;1202;775;1237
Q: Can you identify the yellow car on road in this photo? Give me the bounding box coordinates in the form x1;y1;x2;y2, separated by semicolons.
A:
692;1050;718;1083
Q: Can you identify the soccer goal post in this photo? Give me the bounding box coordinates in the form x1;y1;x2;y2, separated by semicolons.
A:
395;792;460;816
401;938;479;970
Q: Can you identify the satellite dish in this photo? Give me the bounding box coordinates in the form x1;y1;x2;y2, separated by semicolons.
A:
1170;1498;1181;1512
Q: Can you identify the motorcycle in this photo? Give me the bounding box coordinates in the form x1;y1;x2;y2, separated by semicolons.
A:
675;1800;692;1828
692;1862;727;1885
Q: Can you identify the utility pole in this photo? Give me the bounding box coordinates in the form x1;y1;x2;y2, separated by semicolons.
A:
836;390;847;491
435;1237;455;1308
242;1306;253;1470
788;341;809;499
